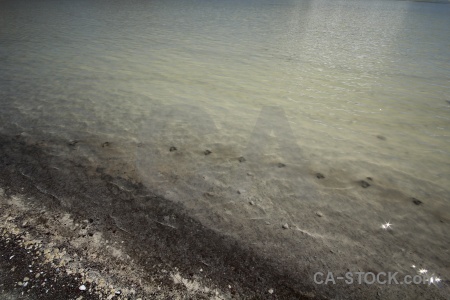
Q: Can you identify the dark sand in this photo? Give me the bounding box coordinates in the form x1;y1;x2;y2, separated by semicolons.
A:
0;132;316;299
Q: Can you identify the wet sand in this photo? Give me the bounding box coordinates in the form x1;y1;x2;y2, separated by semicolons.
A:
0;132;449;299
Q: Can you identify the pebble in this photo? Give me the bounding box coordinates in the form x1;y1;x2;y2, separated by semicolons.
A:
282;223;289;229
249;201;255;206
316;211;323;217
68;140;79;146
24;277;30;281
79;285;87;291
204;150;212;155
360;180;370;188
169;146;177;152
268;288;274;294
316;173;325;179
412;198;423;205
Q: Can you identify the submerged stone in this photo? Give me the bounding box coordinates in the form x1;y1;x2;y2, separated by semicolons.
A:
412;198;423;205
360;180;370;188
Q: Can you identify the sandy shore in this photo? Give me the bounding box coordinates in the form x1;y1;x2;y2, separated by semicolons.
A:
0;191;225;299
0;132;318;300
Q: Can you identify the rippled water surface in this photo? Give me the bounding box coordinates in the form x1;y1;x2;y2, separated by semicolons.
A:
1;0;449;296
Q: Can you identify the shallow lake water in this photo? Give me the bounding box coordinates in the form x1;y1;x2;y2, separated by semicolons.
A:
1;0;449;298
